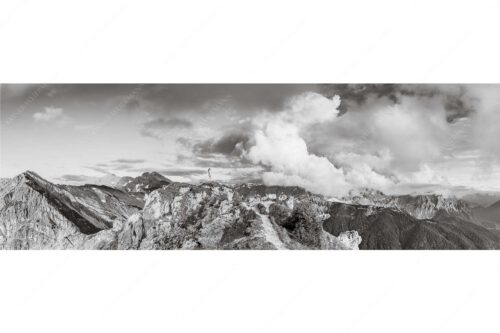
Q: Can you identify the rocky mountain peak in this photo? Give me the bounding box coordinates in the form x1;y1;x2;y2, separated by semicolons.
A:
141;171;168;179
2;170;499;250
0;171;144;248
0;171;364;249
7;170;53;191
344;188;473;221
345;188;388;205
13;170;42;182
118;172;172;193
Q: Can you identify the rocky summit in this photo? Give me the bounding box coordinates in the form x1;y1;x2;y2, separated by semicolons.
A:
0;171;360;250
345;188;475;221
117;172;172;194
1;171;499;250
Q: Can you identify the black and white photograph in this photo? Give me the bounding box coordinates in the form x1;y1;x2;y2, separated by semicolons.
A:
2;84;500;249
2;1;500;332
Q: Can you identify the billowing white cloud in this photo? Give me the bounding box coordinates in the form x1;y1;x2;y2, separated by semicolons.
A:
33;107;69;126
371;100;448;169
398;164;447;185
314;85;500;193
248;120;350;196
321;95;450;173
242;90;471;196
244;92;396;197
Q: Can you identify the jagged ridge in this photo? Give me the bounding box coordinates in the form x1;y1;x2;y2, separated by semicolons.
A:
2;171;499;250
346;188;474;221
0;172;361;250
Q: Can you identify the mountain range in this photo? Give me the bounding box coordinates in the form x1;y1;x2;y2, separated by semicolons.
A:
1;171;499;249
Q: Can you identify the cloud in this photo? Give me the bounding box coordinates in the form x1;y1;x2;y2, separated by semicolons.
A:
369;98;449;169
400;164;447;185
85;159;146;175
176;145;255;169
311;94;451;175
59;174;89;182
174;91;411;196
331;150;395;189
124;98;140;111
111;159;145;164
57;173;122;186
85;165;111;175
193;133;251;158
33;107;69;125
139;84;319;114
112;164;134;170
465;85;500;160
244;92;354;197
239;91;456;197
141;117;193;140
12;84;500;194
319;84;476;122
311;85;500;192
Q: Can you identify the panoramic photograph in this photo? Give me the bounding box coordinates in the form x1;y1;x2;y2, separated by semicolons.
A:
1;84;500;250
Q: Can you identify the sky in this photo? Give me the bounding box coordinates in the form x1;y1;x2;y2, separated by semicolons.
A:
1;84;500;197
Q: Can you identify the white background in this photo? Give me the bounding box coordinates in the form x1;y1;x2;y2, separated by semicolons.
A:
1;0;500;332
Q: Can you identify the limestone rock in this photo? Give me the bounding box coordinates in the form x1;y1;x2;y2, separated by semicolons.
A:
0;172;361;250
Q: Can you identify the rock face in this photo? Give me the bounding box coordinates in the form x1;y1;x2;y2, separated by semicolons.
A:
2;171;499;250
0;172;361;250
117;172;172;194
0;171;143;249
324;202;499;249
346;189;474;221
115;182;361;250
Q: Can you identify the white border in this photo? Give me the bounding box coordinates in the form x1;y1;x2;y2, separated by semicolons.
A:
1;0;500;83
2;1;500;332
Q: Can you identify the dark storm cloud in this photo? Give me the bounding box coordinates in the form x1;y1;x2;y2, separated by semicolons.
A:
141;117;193;139
2;84;477;123
319;84;403;108
193;133;251;157
318;84;476;122
176;133;255;171
124;98;140;111
2;84;319;117
443;92;475;122
2;84;136;107
1;84;50;104
139;84;319;113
